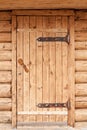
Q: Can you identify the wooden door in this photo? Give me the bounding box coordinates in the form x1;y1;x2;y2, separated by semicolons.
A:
16;14;75;125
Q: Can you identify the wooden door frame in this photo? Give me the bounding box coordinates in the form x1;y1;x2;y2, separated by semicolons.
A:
12;10;75;128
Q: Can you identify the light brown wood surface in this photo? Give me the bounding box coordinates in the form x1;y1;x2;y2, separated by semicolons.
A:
0;84;11;98
0;11;12;125
0;98;11;111
0;21;11;32
0;1;87;9
68;16;75;126
76;97;87;108
76;84;87;96
76;61;87;71
12;16;17;127
75;109;87;121
36;16;43;121
0;43;12;51
0;111;11;123
17;16;23;123
17;14;71;124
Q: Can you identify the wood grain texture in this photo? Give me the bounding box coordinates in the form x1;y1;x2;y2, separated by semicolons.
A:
75;50;87;60
36;16;43;122
0;111;11;123
23;16;29;122
76;97;87;108
0;12;11;20
12;16;17;128
0;43;12;51
42;16;50;121
62;17;68;122
0;33;11;42
0;1;87;9
75;109;87;121
0;98;11;111
0;71;11;83
68;16;75;126
75;20;87;32
0;84;11;98
49;16;56;122
13;10;74;15
76;61;87;71
75;42;87;50
56;17;62;122
0;61;11;70
75;11;87;20
75;84;87;96
0;21;11;32
75;122;87;127
29;16;36;121
76;72;87;83
17;16;24;122
0;51;11;60
75;32;87;41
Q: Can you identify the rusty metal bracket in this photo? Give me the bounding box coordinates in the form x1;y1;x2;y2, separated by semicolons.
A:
37;33;70;44
37;100;71;110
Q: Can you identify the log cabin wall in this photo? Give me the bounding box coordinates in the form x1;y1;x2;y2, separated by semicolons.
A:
0;11;12;124
75;10;87;127
0;10;87;128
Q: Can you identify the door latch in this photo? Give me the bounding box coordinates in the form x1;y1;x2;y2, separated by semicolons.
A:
37;100;70;110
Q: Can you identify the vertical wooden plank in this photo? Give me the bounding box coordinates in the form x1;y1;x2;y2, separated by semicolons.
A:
23;16;29;122
29;16;36;121
42;16;50;122
49;16;56;122
56;16;62;122
12;16;17;128
68;16;75;127
36;16;43;122
61;17;68;121
17;16;23;122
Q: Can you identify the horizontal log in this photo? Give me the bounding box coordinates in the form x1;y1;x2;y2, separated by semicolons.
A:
0;98;11;111
76;61;87;71
0;84;11;98
0;61;11;70
0;51;12;61
75;20;87;32
0;123;12;129
75;11;87;20
75;84;87;96
0;43;12;51
0;33;11;42
75;42;87;50
0;123;12;130
75;50;87;60
0;71;11;83
75;32;87;41
13;10;74;16
76;97;87;108
75;72;87;83
0;111;11;123
0;21;11;32
76;96;87;102
75;122;87;127
75;109;87;122
76;102;87;109
0;12;11;21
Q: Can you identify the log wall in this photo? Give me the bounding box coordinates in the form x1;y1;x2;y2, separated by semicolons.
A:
75;10;87;127
0;11;12;124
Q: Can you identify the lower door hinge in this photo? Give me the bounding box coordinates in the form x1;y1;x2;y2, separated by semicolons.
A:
37;100;71;110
